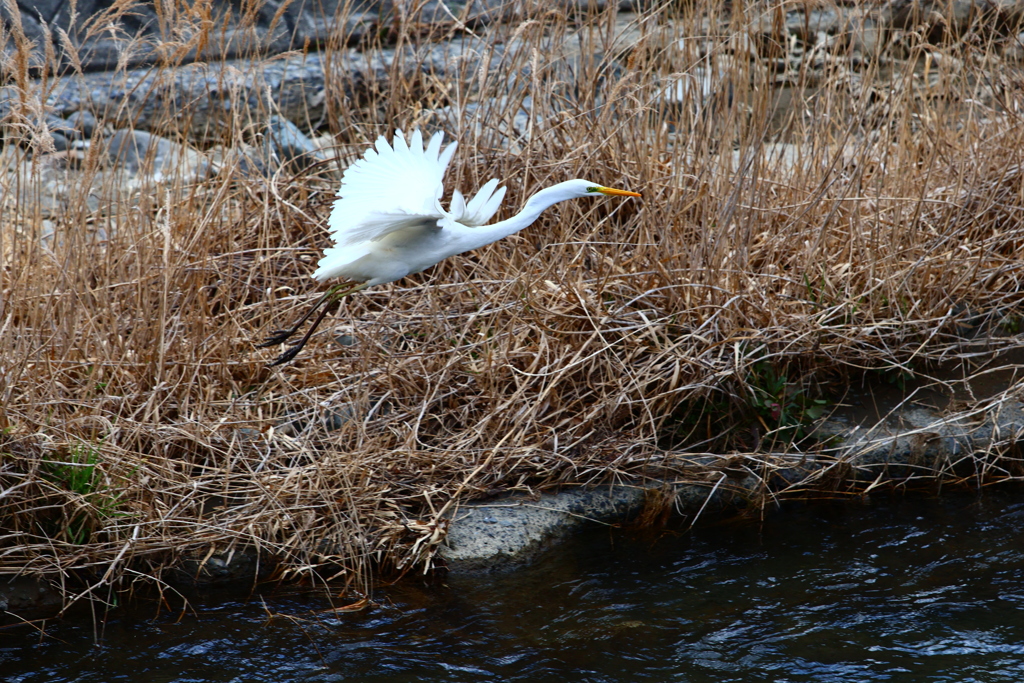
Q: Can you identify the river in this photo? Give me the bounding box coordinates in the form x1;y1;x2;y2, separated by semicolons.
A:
5;490;1024;682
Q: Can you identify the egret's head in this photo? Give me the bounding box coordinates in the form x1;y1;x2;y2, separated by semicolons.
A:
570;179;642;199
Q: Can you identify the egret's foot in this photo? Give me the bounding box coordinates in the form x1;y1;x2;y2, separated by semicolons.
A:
257;329;298;348
268;344;304;366
260;282;365;366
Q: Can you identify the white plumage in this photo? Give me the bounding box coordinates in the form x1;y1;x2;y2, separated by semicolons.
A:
260;129;641;365
313;129;506;285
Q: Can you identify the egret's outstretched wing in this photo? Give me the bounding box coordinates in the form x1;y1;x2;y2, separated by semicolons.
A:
449;178;507;227
326;129;457;249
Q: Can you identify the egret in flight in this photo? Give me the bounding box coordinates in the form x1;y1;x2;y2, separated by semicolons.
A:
260;129;641;365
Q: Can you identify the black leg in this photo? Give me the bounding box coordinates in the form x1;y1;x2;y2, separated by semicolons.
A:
264;282;368;366
267;301;336;366
258;284;346;348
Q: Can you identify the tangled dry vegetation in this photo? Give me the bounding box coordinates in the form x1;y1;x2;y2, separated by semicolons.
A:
3;0;1024;602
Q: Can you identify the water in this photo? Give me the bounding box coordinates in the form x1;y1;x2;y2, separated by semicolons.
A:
5;492;1024;682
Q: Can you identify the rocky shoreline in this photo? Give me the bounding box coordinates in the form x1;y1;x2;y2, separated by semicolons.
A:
6;0;1024;213
4;387;1023;616
442;392;1024;572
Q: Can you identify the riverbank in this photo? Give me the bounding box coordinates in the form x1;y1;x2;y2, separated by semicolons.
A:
3;0;1024;616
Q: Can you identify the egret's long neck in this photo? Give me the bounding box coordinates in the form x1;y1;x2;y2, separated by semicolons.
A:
458;182;579;252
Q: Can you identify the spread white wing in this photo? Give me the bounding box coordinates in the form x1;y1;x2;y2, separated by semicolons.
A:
325;129;456;249
314;129;506;282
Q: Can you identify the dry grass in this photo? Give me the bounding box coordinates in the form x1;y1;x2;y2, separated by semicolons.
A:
3;0;1024;604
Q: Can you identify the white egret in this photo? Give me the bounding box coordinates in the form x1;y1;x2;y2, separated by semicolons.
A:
260;129;641;365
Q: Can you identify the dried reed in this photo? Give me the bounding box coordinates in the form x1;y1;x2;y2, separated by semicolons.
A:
2;0;1024;607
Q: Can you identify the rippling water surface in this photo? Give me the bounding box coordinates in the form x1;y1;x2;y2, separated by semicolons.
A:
6;492;1024;682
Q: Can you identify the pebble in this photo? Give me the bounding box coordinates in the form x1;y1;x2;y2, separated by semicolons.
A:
49;131;70;152
334;332;358;347
65;110;98;139
275;406;357;436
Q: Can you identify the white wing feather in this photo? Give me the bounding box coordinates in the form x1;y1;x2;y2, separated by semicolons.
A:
314;129;507;283
450;178;507;227
325;129;457;249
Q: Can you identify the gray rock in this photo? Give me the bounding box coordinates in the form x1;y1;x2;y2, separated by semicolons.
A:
334;332;358;347
261;115;323;174
885;0;978;33
788;8;844;41
48;130;70;151
0;86;15;119
427;95;534;145
106;129;208;180
1;0;360;74
172;548;272;586
39;219;56;248
9;155;89;216
440;486;646;572
443;396;1024;573
849;18;884;57
275;405;358;436
106;129;165;172
2;0;633;76
31;30;523;145
210;144;272;179
65;110;98;138
45;113;77;137
0;576;61;614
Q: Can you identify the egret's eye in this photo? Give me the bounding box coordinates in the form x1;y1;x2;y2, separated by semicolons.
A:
586;186;601;193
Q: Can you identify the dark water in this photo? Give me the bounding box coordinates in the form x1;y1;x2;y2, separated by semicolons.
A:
5;492;1024;682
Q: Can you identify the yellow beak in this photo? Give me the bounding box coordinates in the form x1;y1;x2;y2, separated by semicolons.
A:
596;186;642;198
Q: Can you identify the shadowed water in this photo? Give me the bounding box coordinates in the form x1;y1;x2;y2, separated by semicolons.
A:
5;492;1024;682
